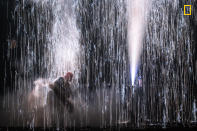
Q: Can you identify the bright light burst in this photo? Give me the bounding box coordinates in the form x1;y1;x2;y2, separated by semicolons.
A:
127;0;151;86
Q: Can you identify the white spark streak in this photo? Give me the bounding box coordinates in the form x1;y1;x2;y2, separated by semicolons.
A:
127;0;151;85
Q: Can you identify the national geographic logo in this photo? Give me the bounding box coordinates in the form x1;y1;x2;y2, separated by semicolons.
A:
184;5;191;15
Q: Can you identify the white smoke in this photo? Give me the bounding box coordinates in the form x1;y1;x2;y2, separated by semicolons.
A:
28;79;51;108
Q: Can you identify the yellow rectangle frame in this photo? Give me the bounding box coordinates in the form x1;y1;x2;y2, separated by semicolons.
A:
184;5;191;15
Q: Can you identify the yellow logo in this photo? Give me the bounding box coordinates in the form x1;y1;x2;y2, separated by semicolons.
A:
184;5;191;15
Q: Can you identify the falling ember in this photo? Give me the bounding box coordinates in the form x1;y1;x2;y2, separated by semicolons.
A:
127;0;151;86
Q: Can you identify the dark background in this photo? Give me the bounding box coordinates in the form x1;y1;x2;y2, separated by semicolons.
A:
0;0;197;128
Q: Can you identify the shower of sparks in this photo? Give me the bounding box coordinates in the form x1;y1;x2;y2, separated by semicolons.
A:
131;65;136;86
2;0;196;128
127;0;151;86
